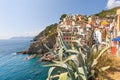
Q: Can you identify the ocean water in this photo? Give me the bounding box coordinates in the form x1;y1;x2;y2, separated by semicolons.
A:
0;40;49;80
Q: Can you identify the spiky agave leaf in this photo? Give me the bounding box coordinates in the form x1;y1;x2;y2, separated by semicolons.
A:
88;44;99;67
72;39;86;58
65;60;86;80
50;74;60;79
58;47;65;62
44;44;57;55
68;56;87;80
47;67;56;80
65;49;79;54
78;48;88;80
65;49;82;57
59;31;69;50
95;44;110;61
99;66;110;72
91;44;110;67
62;50;86;77
89;44;99;57
59;72;72;80
47;68;69;80
45;54;83;80
72;39;88;79
63;54;85;78
60;32;70;49
52;55;78;64
44;63;76;79
78;67;87;80
64;55;78;63
44;63;67;68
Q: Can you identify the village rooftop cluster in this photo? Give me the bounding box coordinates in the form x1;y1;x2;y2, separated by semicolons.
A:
57;8;120;56
40;8;120;62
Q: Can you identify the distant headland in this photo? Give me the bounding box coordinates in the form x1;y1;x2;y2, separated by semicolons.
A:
9;36;33;40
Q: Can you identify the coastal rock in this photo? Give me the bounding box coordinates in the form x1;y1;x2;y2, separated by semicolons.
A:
40;52;57;61
27;24;58;54
17;50;28;54
24;54;36;60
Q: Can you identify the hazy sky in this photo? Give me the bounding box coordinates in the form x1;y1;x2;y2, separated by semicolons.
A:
0;0;119;39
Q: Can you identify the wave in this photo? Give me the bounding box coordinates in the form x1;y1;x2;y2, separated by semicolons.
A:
11;52;17;56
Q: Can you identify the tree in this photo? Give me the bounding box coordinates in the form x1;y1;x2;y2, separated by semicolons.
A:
60;14;67;21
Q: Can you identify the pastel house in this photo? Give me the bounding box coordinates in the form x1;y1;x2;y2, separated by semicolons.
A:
112;7;120;55
116;8;120;36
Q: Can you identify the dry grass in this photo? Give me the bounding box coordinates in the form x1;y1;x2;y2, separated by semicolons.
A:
95;53;120;80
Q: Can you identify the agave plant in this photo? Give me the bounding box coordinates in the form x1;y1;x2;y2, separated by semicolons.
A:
44;29;110;80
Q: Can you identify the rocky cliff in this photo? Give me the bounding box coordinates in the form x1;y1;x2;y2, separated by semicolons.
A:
28;23;58;54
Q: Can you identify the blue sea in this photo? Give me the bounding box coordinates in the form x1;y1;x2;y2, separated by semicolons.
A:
0;40;49;80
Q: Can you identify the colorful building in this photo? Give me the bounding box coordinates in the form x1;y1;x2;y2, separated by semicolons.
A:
112;7;120;56
116;8;120;36
58;14;85;49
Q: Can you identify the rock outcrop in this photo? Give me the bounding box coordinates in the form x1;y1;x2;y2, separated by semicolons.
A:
17;50;29;54
27;23;58;54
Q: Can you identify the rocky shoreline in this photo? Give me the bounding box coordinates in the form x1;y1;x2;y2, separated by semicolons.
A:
17;50;29;54
17;24;58;61
39;52;57;62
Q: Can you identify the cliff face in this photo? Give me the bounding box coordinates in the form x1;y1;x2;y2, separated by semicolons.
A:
28;23;58;54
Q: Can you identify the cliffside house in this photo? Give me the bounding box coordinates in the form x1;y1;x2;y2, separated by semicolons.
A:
58;15;85;49
112;7;120;56
116;8;120;36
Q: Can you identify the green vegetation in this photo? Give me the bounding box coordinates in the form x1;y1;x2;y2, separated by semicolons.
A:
94;7;119;18
34;23;57;41
44;23;58;36
60;14;67;21
44;30;110;80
